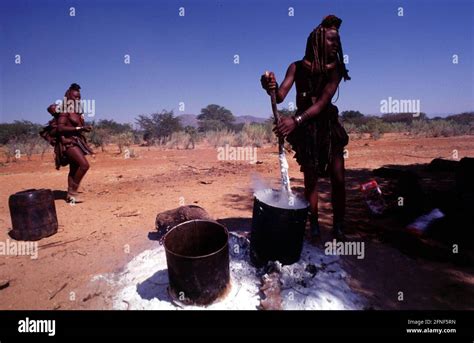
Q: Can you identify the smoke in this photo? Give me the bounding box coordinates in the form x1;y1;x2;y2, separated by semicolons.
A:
250;173;272;193
254;189;308;210
251;173;308;210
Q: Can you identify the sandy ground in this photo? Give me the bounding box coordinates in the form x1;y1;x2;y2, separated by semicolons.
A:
1;133;473;310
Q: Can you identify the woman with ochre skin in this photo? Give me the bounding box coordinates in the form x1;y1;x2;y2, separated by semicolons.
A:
261;15;351;240
48;83;93;203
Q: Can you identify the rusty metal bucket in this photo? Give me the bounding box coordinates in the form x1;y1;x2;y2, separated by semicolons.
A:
163;219;230;305
8;189;58;241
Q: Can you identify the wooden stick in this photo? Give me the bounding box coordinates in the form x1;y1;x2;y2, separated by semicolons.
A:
49;282;68;300
39;237;82;250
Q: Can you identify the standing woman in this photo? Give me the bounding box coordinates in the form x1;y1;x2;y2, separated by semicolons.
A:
261;15;350;239
48;83;93;203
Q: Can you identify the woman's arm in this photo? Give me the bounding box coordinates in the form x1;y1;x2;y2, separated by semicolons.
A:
274;66;342;138
295;67;342;123
275;63;296;104
261;63;296;104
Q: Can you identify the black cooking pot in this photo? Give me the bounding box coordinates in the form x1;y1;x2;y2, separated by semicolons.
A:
250;189;309;267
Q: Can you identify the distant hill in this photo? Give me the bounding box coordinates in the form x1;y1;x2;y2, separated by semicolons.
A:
177;114;268;128
233;115;268;125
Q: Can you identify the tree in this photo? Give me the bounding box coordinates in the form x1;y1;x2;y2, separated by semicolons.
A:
445;112;474;125
94;119;133;134
341;110;364;121
88;119;135;152
197;104;235;132
135;110;182;144
0;120;42;145
381;112;427;123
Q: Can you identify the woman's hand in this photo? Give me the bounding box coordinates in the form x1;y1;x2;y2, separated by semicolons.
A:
273;116;297;138
79;125;92;132
260;71;277;93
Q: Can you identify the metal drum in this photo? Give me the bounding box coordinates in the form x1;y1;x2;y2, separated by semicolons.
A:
8;189;58;241
163;220;230;305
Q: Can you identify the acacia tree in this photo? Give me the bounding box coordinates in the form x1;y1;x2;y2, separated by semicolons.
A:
197;104;235;132
135;110;182;144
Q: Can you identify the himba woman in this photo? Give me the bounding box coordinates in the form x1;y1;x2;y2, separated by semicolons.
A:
45;83;93;203
261;15;351;240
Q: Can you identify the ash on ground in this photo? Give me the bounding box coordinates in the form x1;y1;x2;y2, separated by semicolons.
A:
91;233;365;310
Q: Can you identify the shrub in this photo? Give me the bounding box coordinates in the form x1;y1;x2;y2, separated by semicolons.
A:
113;132;134;154
88;127;111;151
205;129;236;147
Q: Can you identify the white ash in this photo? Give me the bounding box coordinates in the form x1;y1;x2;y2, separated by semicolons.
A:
273;247;365;310
91;233;364;310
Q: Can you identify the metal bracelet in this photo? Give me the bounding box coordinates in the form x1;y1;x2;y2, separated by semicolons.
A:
294;115;303;126
300;111;311;122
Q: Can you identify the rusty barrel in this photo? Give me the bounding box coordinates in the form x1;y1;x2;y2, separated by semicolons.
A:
8;189;58;241
250;189;309;267
163;219;230;305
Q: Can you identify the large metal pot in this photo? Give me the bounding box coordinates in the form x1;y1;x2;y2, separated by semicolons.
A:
163;219;230;305
9;189;58;241
250;189;309;266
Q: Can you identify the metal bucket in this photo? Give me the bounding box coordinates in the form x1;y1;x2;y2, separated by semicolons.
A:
163;220;230;305
250;189;309;266
8;189;58;241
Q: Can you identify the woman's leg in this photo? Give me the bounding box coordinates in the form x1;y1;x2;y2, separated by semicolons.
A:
329;149;346;237
68;162;79;192
65;146;89;192
304;167;320;237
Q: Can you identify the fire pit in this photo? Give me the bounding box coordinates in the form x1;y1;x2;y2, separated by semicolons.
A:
250;189;309;266
163;219;230;305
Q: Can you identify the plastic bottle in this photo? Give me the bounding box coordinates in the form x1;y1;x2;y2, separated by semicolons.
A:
360;180;386;216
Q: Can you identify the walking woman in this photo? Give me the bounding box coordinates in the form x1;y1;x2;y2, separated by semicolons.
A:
261;15;351;239
46;83;93;203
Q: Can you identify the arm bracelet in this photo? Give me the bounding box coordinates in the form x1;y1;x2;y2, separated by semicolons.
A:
294;111;310;126
294;114;303;126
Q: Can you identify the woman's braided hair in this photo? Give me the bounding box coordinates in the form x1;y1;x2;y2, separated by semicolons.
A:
304;15;351;81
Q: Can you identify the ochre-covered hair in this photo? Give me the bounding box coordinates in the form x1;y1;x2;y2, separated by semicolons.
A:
64;83;81;99
304;15;351;81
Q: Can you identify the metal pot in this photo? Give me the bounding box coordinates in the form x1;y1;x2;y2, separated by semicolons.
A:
163;219;230;305
9;189;58;241
250;189;309;266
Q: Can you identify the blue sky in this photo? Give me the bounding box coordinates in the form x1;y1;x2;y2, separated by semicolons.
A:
0;0;472;124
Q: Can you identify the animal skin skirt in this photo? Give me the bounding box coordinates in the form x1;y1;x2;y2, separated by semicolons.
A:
286;104;348;178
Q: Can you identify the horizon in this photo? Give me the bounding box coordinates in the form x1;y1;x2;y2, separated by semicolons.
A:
2;110;474;126
1;0;473;124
